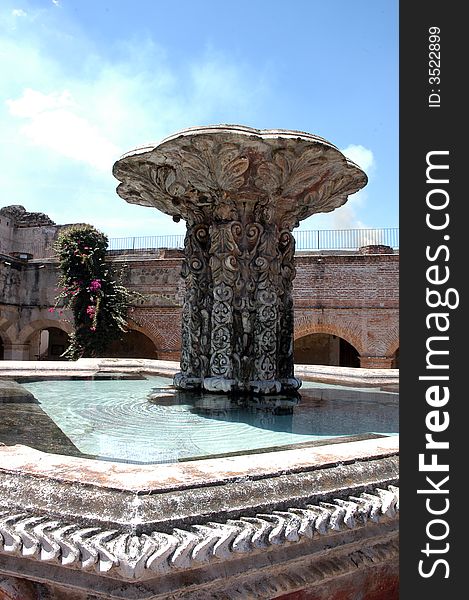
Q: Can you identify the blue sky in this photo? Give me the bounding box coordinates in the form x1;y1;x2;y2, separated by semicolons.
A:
0;0;398;240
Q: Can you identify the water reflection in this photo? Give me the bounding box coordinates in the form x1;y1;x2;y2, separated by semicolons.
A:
147;386;398;438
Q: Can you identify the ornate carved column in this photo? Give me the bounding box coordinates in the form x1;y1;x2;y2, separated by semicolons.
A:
113;125;367;394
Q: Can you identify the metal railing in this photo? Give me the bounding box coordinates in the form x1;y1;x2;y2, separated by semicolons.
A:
108;227;399;254
108;234;185;253
6;228;399;259
293;228;399;250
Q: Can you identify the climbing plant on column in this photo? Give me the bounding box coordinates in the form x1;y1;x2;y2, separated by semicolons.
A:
53;224;140;359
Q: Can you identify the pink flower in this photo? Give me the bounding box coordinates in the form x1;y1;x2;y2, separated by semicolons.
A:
86;305;96;317
89;279;101;292
48;307;55;313
90;326;96;332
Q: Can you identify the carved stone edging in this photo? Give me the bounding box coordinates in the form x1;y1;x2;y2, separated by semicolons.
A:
0;485;398;582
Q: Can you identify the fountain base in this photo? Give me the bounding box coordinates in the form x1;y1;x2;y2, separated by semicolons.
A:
173;372;302;395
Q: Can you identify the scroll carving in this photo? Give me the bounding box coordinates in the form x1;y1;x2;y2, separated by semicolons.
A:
177;223;211;387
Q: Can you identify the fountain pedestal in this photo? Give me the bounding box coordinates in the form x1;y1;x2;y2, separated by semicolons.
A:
113;125;367;394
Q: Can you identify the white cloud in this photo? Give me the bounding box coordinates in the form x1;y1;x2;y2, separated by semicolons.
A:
7;88;73;117
341;144;374;173
299;201;371;233
11;9;27;17
309;144;375;231
298;142;374;233
0;19;272;236
330;204;367;230
6;88;121;172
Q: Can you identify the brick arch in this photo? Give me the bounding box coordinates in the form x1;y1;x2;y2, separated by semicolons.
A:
0;317;16;346
294;316;366;356
18;319;73;344
0;321;14;360
122;320;160;352
383;328;400;357
130;309;182;353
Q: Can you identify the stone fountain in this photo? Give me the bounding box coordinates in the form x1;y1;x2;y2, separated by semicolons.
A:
0;127;401;600
113;125;367;394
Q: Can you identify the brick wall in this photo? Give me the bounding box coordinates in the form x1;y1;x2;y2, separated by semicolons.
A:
292;252;399;366
0;250;399;366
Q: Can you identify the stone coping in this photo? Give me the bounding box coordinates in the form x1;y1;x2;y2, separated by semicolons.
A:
0;435;399;589
0;436;398;494
0;358;399;387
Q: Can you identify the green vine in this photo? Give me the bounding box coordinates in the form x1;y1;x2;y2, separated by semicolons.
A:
52;224;141;359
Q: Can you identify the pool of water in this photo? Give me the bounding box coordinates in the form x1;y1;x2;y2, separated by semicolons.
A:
2;376;398;464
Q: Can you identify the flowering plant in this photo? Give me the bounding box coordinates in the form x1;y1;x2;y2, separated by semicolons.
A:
53;224;141;359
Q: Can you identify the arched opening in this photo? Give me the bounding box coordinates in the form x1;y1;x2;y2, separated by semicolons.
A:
294;333;360;368
392;347;399;368
30;327;70;360
0;335;4;360
105;330;158;359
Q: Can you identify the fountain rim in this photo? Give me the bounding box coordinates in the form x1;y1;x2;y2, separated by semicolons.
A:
0;364;398;590
0;435;399;589
0;435;398;493
113;123;363;171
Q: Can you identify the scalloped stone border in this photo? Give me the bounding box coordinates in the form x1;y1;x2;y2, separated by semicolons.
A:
0;485;398;581
1;436;398;598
